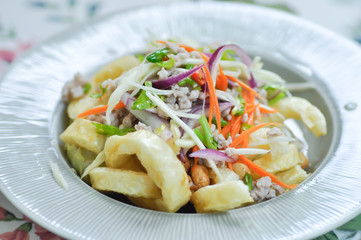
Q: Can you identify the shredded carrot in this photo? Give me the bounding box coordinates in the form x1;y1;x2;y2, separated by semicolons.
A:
230;122;281;148
227;75;263;99
221;125;232;137
204;66;222;133
247;111;255;125
230;116;242;139
227;162;233;171
239;156;297;189
216;65;228;91
77;101;125;118
259;106;279;114
191;146;200;173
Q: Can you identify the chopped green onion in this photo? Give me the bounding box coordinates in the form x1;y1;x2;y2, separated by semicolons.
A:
241;123;252;131
136;54;145;62
221;49;236;61
211;118;229;128
90;84;106;98
194;128;206;143
146;48;169;63
132;81;155;110
243;172;253;190
199;115;217;149
156;58;175;69
262;84;287;105
83;83;92;94
185;64;194;70
92;122;135;136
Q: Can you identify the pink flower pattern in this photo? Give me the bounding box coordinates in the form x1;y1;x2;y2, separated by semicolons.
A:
0;229;29;240
0;208;6;221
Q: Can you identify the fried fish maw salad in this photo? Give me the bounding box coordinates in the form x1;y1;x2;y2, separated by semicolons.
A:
60;40;327;213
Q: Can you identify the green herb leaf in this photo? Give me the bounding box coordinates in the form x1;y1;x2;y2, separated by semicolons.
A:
132;81;156;110
90;84;106;99
92;122;135;136
243;172;253;190
156;58;175;69
221;49;236;61
83;83;92;94
194;128;206;143
199;115;218;149
241;123;252;131
211;118;229;128
185;64;194;70
146;48;169;63
262;84;287;105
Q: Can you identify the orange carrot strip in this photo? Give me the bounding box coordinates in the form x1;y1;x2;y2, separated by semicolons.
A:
239;156;297;189
227;162;233;171
259;106;279;114
191;146;200;173
221;116;234;137
230;116;242;139
227;75;263;99
230;122;281;148
204;66;222;133
216;65;228;91
77;101;125;118
247;111;254;125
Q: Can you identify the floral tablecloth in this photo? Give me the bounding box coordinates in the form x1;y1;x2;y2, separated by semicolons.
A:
1;0;361;239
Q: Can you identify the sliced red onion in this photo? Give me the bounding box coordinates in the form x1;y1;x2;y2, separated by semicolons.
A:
121;93;172;141
203;52;212;58
208;44;256;88
190;149;235;162
152;64;204;89
249;73;257;89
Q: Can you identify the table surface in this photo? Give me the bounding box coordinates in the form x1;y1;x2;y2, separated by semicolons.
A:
1;0;361;239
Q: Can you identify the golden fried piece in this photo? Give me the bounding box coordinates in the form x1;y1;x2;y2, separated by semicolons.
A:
89;167;161;199
191;181;254;213
273;97;327;137
275;165;309;185
60;118;105;154
104;130;191;212
253;143;300;174
93;56;140;86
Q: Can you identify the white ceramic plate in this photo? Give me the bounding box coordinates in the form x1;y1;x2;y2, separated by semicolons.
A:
1;2;361;239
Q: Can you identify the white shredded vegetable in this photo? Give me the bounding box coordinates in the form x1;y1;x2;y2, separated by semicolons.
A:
215;90;238;107
252;69;285;84
224;147;270;156
248;136;295;147
146;91;222;180
173;110;201;119
106;63;160;124
50;161;69;190
127;81;174;95
175;139;196;148
81;151;105;179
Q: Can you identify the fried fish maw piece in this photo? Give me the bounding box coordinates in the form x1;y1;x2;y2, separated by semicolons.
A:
104;130;191;212
191;181;254;213
60;118;106;154
273;96;327;137
89;167;161;199
93;55;141;86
